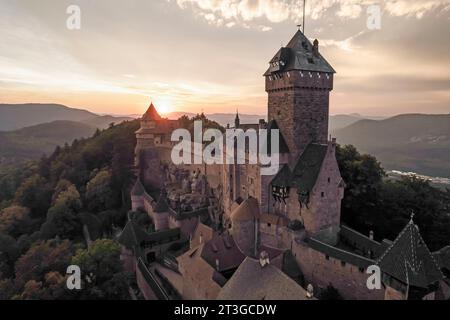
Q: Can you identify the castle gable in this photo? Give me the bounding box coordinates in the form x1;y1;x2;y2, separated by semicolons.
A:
291;143;328;203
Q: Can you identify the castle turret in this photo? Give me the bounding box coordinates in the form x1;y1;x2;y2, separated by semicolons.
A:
234;111;240;128
264;30;335;159
135;103;162;165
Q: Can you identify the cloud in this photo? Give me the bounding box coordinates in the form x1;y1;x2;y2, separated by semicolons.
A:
385;0;450;19
171;0;450;28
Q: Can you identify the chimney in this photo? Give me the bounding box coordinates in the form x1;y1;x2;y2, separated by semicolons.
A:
313;39;319;57
199;232;203;244
259;251;270;268
369;230;374;240
259;119;266;129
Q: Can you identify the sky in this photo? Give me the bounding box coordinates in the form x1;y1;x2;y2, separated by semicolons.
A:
0;0;450;117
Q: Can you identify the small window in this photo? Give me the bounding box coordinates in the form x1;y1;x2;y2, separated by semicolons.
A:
325;255;329;260
321;192;325;197
341;261;346;267
359;267;364;273
328;177;331;183
267;223;272;227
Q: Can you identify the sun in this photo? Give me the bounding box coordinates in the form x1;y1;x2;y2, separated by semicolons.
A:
154;98;172;115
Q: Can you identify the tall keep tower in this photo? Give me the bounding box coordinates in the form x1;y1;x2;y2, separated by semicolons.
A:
264;30;335;159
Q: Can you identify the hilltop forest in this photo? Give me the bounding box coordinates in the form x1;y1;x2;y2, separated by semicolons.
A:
0;117;449;300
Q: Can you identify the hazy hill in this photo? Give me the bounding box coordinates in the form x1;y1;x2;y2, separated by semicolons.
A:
0;120;97;164
82;115;133;129
0;104;97;131
0;103;132;131
333;114;450;178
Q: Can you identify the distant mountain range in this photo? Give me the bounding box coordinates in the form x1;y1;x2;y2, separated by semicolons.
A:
0;104;133;167
1;103;449;178
0;103;132;131
162;111;384;131
332;114;450;178
0;120;97;165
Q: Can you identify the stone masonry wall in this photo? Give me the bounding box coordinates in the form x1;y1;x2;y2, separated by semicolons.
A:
266;71;333;159
291;241;385;300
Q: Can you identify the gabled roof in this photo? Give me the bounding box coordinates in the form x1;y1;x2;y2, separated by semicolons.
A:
217;257;310;300
264;30;335;76
118;219;181;249
142;103;162;121
230;197;261;222
377;219;444;288
271;164;292;187
131;179;145;196
200;233;246;272
117;219;151;249
291;143;328;197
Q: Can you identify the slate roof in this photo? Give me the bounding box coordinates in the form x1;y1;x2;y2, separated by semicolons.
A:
117;219;152;249
271;164;292;187
117;219;181;249
377;219;444;288
142;103;162;121
271;143;328;203
131;179;145;196
217;257;310;300
292;143;328;203
433;246;450;273
201;233;246;273
264;30;335;76
230;196;261;222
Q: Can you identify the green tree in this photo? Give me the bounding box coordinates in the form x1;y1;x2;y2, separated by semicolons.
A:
14;174;52;218
0;205;33;238
40;184;83;240
14;240;74;289
85;169;117;212
71;239;129;299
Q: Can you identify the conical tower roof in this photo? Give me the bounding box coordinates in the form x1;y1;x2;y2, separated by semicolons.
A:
377;218;443;288
142;103;162;121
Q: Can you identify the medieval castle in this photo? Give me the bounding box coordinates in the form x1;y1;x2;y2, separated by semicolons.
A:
118;30;450;300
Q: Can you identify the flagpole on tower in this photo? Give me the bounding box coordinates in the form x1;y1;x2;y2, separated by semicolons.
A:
303;0;306;34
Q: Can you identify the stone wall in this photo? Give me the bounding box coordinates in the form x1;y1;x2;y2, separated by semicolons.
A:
266;71;333;159
301;142;344;240
291;240;385;300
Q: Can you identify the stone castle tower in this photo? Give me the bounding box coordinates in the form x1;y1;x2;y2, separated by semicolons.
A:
264;30;335;159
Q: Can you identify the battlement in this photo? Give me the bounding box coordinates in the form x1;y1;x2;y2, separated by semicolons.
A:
265;70;334;92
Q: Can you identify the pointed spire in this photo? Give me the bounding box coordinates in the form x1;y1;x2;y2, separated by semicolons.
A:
235;109;240;128
377;219;443;289
142;102;162;121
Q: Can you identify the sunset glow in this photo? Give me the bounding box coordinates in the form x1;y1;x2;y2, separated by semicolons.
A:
0;1;449;116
